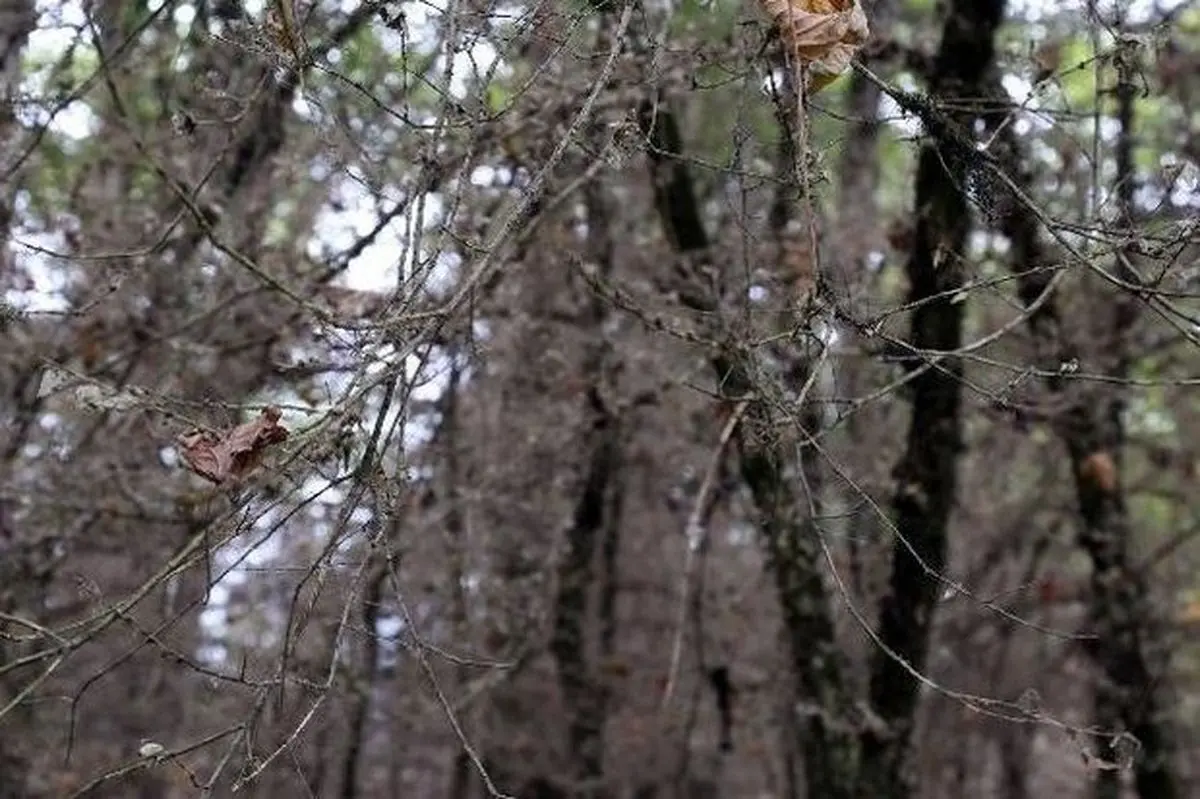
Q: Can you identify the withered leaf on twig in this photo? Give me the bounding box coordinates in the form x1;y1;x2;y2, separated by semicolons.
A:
758;0;870;93
1078;450;1118;494
176;406;289;484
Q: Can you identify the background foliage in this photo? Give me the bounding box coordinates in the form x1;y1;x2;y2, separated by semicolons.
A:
1;0;1198;796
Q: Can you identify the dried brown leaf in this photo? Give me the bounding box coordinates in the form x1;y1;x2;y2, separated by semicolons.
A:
759;0;870;93
176;406;289;484
1032;39;1063;83
1078;450;1118;494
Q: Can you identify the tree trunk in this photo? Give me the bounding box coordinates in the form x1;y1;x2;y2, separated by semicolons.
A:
983;17;1181;799
638;93;859;799
856;2;1005;797
550;137;625;798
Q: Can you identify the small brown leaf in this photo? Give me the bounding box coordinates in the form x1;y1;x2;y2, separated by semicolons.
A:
176;430;224;483
759;0;870;93
176;406;289;484
1031;39;1063;83
1078;450;1117;494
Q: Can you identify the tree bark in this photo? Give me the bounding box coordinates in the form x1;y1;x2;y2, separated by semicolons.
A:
551;381;623;795
856;2;1005;797
639;96;858;799
549;144;625;799
0;0;46;793
983;24;1180;799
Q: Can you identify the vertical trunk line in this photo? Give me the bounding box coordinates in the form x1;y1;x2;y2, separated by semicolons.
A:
639;89;857;797
550;121;624;793
858;3;1005;797
985;17;1180;799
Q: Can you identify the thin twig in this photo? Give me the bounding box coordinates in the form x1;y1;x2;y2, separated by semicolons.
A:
660;399;749;713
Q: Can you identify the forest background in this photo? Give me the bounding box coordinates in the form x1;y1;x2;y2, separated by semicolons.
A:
1;0;1199;797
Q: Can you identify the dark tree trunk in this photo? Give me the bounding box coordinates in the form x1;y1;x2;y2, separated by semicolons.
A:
856;2;1005;797
638;95;858;799
551;380;623;795
0;0;55;794
549;148;625;798
441;361;478;799
982;16;1180;799
340;559;384;799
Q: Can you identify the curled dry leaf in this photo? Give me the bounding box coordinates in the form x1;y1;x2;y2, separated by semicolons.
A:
1078;450;1118;494
176;406;289;484
759;0;870;93
1032;38;1064;83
